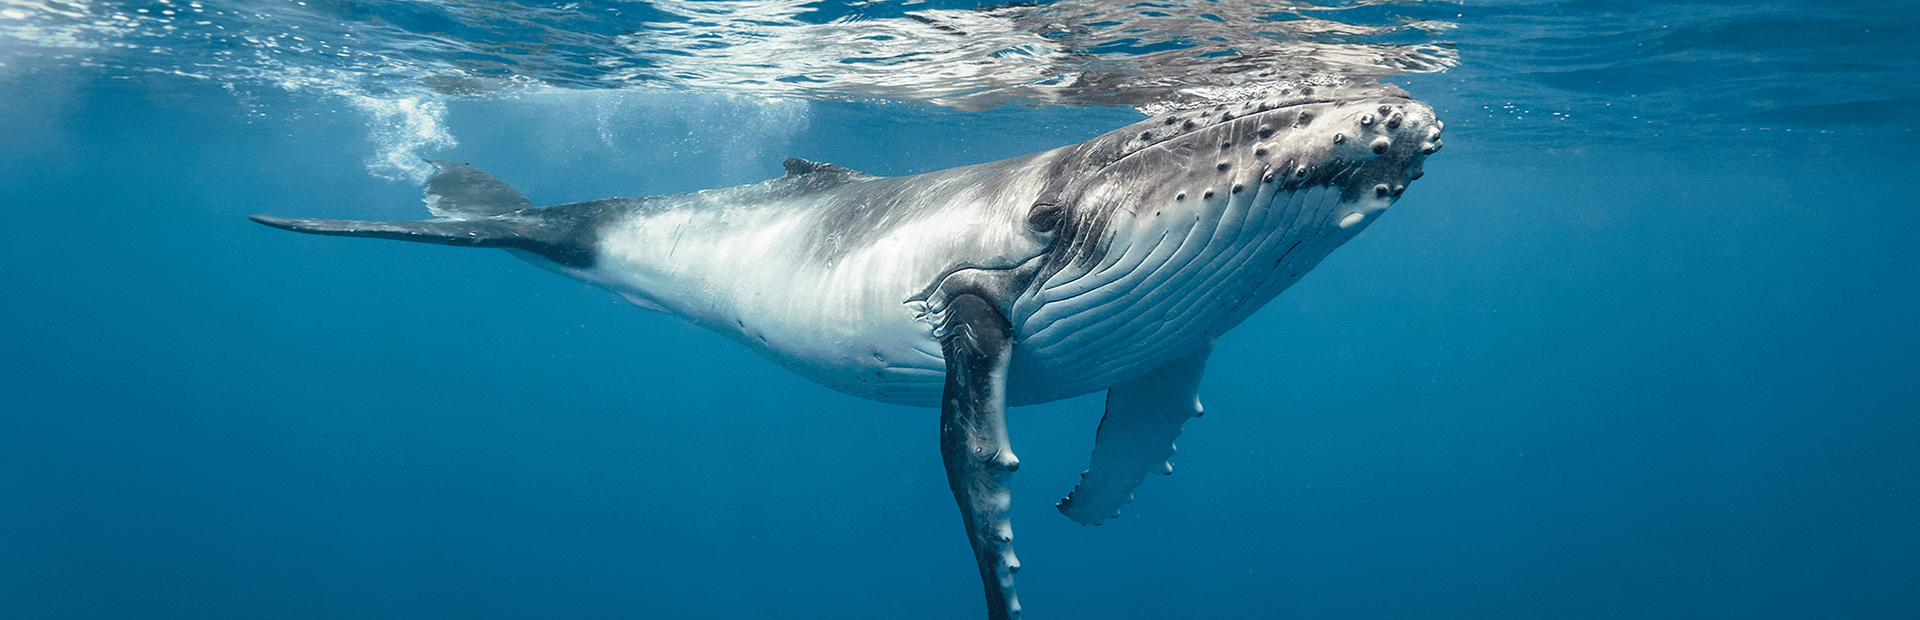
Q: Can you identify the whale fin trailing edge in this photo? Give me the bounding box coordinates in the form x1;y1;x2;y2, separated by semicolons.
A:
1057;343;1211;525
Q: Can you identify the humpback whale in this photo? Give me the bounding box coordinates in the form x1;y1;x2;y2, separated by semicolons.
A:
253;82;1442;619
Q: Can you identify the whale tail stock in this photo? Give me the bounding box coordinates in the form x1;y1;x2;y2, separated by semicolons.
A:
249;159;602;268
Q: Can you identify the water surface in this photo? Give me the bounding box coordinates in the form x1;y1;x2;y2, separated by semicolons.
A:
2;1;1916;619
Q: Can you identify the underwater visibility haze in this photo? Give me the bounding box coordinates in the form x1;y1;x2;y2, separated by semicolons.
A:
2;1;1917;619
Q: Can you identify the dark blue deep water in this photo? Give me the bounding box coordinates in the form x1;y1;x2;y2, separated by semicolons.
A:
3;1;1917;619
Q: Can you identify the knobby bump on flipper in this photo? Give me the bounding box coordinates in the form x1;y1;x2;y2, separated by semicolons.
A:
938;294;1022;620
1057;342;1212;525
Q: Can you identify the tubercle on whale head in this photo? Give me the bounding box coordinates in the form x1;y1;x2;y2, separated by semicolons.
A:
1109;85;1439;206
1027;82;1442;270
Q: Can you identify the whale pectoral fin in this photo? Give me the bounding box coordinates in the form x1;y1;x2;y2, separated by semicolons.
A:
938;294;1022;620
1057;342;1213;526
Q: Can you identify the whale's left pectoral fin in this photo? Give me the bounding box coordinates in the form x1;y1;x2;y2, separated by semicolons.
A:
938;294;1022;620
1057;342;1213;526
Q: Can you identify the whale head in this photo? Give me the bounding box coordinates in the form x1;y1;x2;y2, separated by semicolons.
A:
1006;82;1443;402
1032;82;1441;275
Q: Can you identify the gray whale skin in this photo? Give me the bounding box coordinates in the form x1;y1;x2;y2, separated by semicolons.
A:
253;82;1442;620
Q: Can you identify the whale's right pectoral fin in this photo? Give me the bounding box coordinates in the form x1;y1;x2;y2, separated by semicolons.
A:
1057;342;1213;526
938;294;1022;620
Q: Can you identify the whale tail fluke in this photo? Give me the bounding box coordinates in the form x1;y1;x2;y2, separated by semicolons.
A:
250;160;603;268
418;159;534;219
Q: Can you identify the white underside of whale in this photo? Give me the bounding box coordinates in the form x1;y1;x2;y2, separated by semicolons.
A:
553;157;1390;408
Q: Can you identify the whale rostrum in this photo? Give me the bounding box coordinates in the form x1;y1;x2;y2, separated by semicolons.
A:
252;81;1442;620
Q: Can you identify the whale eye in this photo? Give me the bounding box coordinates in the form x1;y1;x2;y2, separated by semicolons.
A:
1026;203;1064;233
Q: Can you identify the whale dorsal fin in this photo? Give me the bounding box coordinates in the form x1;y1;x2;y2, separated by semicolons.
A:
781;157;867;178
422;159;534;219
773;157;876;194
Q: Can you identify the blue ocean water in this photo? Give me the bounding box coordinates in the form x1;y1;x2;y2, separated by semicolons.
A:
2;1;1917;619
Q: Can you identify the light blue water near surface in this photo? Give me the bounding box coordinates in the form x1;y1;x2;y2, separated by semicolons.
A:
3;1;1918;619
